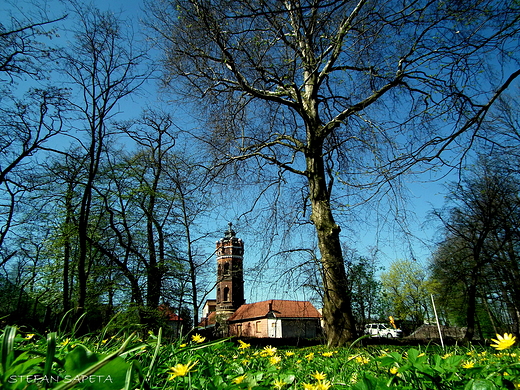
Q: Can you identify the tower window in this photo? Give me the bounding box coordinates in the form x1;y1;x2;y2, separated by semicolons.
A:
223;262;230;275
223;286;230;302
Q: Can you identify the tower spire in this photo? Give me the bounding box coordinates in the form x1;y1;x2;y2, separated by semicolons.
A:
224;222;236;238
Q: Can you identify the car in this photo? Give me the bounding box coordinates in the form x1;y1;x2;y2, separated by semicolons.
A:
364;323;403;338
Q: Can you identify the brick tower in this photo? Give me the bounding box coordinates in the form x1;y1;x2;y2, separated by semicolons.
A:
215;223;244;328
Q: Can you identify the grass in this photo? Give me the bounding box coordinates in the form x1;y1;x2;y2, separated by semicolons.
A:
1;324;520;389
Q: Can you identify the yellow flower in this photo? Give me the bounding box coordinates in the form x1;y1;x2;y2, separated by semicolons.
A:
355;355;370;364
191;334;206;343
315;380;332;390
322;352;333;357
24;334;35;340
60;338;70;346
269;355;282;365
285;351;295;357
302;383;316;390
390;366;399;375
462;361;475;369
101;339;108;344
305;352;314;361
232;374;246;384
311;372;326;381
238;340;251;349
262;345;277;356
179;343;187;347
273;378;287;389
168;360;198;380
491;333;516;351
442;353;453;359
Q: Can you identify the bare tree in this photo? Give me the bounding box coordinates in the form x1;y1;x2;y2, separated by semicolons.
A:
148;0;520;346
1;11;68;261
61;2;150;317
0;12;64;81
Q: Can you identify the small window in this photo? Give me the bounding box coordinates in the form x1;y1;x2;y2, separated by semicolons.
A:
223;286;230;302
256;321;261;333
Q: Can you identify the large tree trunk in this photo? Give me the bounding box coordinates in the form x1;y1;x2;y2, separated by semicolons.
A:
306;144;357;347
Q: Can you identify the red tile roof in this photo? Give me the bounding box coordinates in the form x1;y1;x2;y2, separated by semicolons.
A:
158;304;183;321
198;311;216;327
228;299;321;322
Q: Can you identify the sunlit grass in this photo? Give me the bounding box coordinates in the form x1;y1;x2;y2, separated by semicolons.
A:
2;325;520;389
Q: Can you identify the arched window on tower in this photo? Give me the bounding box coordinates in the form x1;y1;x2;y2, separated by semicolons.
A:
223;286;230;302
223;262;230;275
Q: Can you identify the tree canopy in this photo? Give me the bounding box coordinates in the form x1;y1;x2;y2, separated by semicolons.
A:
148;0;520;346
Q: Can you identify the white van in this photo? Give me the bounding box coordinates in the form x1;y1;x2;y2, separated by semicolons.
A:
364;323;402;338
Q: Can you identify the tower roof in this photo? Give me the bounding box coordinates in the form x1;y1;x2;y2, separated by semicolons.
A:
224;222;236;239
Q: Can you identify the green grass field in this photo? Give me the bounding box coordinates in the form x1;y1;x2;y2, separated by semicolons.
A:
1;324;519;389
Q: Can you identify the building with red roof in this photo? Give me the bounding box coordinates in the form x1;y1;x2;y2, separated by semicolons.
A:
198;224;321;338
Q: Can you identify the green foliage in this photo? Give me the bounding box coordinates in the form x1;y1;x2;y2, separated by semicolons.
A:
380;259;438;326
3;323;520;389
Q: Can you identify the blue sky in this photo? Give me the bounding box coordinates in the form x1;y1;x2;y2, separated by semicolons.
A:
1;0;464;306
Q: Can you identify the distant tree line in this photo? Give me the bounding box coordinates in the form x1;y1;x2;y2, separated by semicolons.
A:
0;2;217;334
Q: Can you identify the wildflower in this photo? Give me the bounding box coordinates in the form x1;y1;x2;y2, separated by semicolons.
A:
168;360;198;380
302;383;315;390
238;339;251;349
315;380;332;390
191;334;206;343
350;372;358;383
233;375;246;384
417;352;426;357
305;352;314;361
179;343;187;347
273;378;287;389
442;353;453;359
389;367;399;375
262;345;277;356
241;359;250;365
61;338;70;346
355;355;370;365
24;334;35;340
285;351;295;357
322;352;333;357
462;361;475;369
311;372;326;381
491;333;516;351
101;339;108;344
269;355;282;365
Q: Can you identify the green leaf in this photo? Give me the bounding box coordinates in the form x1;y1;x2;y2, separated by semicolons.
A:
465;379;498;390
61;345;130;390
